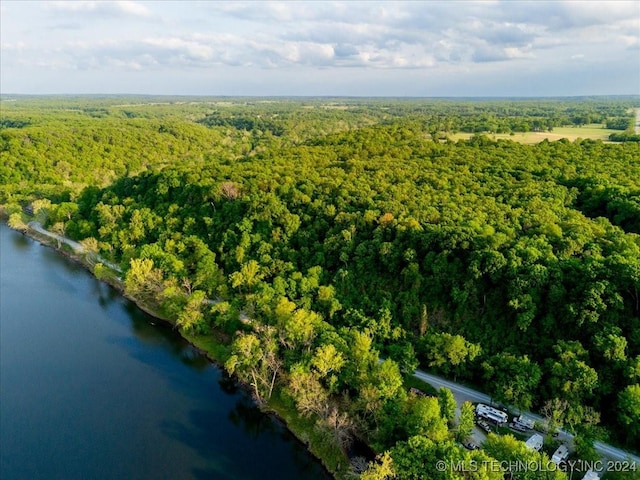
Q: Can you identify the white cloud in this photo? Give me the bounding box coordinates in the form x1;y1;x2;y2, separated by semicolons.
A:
113;0;150;17
1;0;638;95
0;41;27;51
47;1;151;18
143;37;215;62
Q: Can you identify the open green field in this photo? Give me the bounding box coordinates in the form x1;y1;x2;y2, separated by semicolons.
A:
449;124;618;144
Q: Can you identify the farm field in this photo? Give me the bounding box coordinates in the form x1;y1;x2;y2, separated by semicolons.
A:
449;124;620;143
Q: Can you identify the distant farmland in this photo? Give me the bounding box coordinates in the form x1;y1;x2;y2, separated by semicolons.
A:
450;124;619;144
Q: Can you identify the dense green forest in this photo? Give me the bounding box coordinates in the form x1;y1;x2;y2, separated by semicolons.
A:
2;96;639;479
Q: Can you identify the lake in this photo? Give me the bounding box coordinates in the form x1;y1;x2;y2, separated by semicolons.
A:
0;223;331;480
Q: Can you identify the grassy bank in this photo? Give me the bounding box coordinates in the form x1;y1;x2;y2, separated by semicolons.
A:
182;328;350;478
266;391;352;479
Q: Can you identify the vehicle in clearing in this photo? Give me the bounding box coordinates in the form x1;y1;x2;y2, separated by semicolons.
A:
551;444;570;465
409;387;435;398
509;422;528;432
582;469;600;480
475;403;508;424
525;433;544;452
513;415;535;430
463;441;479;450
476;420;492;433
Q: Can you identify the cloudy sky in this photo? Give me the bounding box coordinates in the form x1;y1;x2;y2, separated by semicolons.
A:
1;1;639;97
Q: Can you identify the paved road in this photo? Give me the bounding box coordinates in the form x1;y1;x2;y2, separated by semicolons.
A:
28;221;122;273
414;369;491;406
29;221;83;251
414;369;640;465
635;108;640;134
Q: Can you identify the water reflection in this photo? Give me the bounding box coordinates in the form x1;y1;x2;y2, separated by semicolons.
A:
1;224;330;480
228;397;278;439
90;277;118;309
161;411;235;479
9;231;31;250
218;374;240;395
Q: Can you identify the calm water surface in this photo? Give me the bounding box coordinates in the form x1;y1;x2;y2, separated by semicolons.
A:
0;223;330;480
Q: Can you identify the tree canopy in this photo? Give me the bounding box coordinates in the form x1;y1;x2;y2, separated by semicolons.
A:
3;95;640;478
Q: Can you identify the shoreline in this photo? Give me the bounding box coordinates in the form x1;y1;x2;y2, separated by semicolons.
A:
9;221;640;469
8;221;344;480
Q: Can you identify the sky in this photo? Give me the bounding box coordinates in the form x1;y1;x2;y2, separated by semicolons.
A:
1;0;639;97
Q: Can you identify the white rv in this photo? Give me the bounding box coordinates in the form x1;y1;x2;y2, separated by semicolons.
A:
551;444;569;464
525;433;543;452
475;403;508;424
513;415;535;430
582;470;600;480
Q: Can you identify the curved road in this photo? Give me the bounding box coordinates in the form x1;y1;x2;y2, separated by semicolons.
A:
28;221;122;273
414;369;640;465
29;221;83;251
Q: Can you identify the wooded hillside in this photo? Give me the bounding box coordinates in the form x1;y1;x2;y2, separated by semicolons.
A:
2;96;639;478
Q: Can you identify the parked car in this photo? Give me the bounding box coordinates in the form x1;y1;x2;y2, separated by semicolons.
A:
463;441;479;450
476;420;492;433
409;387;435;398
509;422;528;432
513;415;535;430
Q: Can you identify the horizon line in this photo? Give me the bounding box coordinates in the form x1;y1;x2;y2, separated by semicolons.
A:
2;93;639;100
